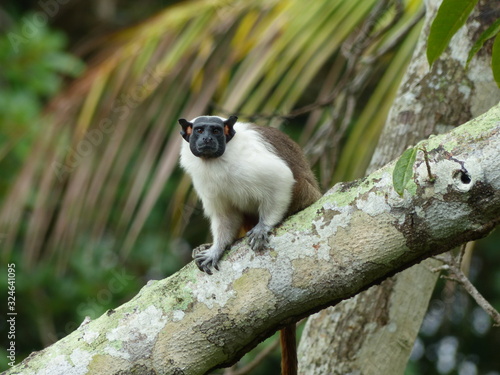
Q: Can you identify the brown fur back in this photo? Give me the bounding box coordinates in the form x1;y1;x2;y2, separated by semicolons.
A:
250;124;322;216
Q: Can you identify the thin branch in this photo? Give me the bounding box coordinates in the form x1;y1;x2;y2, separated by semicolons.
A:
457;243;467;270
419;146;436;183
449;267;500;325
459;241;475;275
433;251;500;326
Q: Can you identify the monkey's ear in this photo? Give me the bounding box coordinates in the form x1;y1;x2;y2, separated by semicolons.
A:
223;116;237;142
178;119;193;142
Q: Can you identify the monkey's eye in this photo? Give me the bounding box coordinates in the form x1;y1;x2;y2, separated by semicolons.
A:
196;128;204;134
212;128;221;134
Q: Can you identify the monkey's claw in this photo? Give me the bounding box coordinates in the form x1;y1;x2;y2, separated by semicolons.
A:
192;245;221;275
194;252;220;275
247;223;271;251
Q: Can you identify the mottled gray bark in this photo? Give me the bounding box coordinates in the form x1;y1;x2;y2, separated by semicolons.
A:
5;105;500;375
297;0;500;374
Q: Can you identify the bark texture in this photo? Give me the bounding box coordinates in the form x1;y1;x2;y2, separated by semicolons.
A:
5;106;500;375
297;0;500;374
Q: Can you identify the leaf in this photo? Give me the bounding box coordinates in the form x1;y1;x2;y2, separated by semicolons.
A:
427;0;478;66
466;17;500;69
492;33;500;88
393;147;418;196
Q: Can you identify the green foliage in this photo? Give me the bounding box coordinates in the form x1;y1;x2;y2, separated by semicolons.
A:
393;147;418;196
426;0;478;66
492;32;500;87
427;0;500;87
466;18;500;69
0;14;84;195
0;15;84;122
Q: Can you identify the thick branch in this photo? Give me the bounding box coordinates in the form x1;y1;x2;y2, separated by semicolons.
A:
7;106;500;375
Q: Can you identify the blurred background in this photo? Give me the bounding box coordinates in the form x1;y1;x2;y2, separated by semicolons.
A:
0;0;498;373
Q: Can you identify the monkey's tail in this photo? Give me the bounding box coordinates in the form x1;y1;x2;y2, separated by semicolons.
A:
280;324;297;375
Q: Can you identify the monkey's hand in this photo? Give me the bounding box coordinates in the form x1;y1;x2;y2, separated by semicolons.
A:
247;222;272;251
192;244;223;275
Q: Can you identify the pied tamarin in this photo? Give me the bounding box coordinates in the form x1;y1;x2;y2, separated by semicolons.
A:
178;115;321;375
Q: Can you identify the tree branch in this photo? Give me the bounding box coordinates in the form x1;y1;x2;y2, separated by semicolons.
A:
433;250;500;326
6;105;500;375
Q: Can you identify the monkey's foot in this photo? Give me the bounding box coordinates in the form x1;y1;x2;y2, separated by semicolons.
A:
247;223;272;251
192;244;222;275
191;243;212;258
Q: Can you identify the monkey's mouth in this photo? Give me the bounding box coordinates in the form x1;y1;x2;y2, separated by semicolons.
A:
195;146;222;158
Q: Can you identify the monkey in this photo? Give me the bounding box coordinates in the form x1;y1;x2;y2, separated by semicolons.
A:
178;115;321;375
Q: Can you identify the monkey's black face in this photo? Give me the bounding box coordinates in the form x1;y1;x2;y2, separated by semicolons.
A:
178;116;238;159
190;123;226;158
